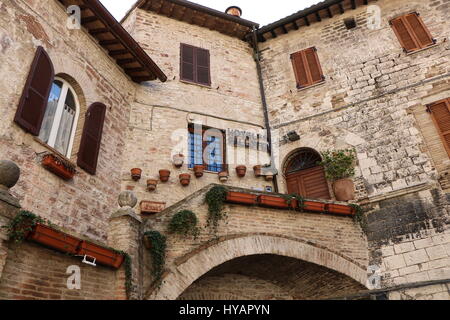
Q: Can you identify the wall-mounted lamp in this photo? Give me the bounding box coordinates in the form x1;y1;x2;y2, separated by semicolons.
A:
286;131;301;142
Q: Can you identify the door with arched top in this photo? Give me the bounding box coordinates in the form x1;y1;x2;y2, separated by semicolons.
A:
285;149;331;200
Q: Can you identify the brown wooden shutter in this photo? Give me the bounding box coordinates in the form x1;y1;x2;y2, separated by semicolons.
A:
391;13;434;52
291;47;324;89
196;48;211;86
180;44;195;82
428;99;450;157
77;102;106;175
14;46;54;135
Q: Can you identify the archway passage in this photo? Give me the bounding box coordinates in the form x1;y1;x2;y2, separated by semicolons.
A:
178;255;366;300
285;148;331;199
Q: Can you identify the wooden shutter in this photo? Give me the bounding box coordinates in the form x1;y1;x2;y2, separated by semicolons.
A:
391;13;434;52
286;166;331;200
14;46;54;135
291;47;324;89
196;48;211;86
180;44;195;82
77;103;106;175
428;99;450;157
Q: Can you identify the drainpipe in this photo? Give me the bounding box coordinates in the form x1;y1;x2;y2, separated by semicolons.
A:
251;27;279;193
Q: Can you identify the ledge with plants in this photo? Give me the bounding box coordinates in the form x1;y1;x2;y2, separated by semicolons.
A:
42;153;77;180
168;210;200;239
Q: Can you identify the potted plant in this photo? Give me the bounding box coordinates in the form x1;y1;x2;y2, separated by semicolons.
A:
218;171;229;183
78;241;124;269
259;194;290;209
168;210;200;239
159;169;171;182
303;201;327;213
236;165;247;178
327;203;355;216
179;173;191;186
173;154;185;168
147;179;158;192
193;165;205;178
131;168;142;181
253;165;262;177
319;149;356;202
42;153;76;180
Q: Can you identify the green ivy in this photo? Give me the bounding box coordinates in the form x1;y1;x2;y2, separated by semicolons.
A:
350;204;368;233
144;231;166;282
3;210;46;243
168;210;200;239
281;194;306;211
205;186;228;232
319;149;356;181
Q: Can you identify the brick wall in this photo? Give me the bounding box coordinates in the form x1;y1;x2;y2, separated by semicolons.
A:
0;242;125;300
120;9;272;211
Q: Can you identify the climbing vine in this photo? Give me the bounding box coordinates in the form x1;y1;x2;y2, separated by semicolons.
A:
168;210;200;238
205;186;228;232
144;231;166;282
350;204;368;233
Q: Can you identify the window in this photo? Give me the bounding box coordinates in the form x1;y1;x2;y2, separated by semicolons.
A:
188;126;225;173
38;78;79;157
290;47;324;89
390;12;435;53
427;98;450;157
180;44;211;86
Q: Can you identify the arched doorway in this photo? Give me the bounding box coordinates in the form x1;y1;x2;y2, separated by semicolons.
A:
284;148;331;200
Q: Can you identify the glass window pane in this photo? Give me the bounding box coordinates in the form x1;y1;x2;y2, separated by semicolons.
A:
38;80;63;144
54;89;76;156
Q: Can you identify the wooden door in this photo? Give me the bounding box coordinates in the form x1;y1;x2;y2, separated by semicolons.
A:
286;166;331;200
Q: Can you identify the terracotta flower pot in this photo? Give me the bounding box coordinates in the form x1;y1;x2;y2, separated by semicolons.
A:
173;154;184;168
179;173;191;186
236;165;247;178
78;241;124;269
326;203;354;216
28;224;81;255
264;174;274;181
147;179;158;192
333;178;355;202
226;192;258;205
258;195;290;209
42;154;75;180
131;168;142;181
303;201;327;213
193;165;204;178
218;171;229;183
253;165;262;177
159;170;171;182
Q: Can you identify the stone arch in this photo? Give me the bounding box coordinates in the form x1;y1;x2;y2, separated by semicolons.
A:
147;234;368;300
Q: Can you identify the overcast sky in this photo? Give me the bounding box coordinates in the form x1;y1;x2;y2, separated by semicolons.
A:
99;0;320;26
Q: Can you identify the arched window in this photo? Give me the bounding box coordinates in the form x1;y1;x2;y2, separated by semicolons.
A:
38;78;80;157
284;148;331;200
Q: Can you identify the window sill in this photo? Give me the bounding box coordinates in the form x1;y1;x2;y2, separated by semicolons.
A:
297;81;326;92
406;42;440;56
188;168;221;175
33;137;76;167
180;79;212;89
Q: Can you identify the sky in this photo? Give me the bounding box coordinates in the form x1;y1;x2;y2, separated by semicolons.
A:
99;0;320;26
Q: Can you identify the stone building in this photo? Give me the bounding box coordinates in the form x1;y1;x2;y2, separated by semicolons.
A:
0;0;449;300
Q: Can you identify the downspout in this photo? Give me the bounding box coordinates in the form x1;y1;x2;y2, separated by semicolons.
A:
251;27;279;193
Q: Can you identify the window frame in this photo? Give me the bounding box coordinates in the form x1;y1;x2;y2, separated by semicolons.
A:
180;43;211;87
290;47;325;90
38;77;80;158
390;12;436;53
188;125;227;173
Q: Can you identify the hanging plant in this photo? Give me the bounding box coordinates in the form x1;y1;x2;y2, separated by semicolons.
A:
143;231;167;282
168;210;200;239
205;185;228;232
281;194;306;211
350;204;368;233
3;210;46;243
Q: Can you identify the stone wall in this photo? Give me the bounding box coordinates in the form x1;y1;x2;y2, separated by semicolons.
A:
259;0;450;293
121;9;272;211
0;0;136;242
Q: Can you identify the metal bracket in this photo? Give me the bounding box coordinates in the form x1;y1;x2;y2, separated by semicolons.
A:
82;255;97;267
